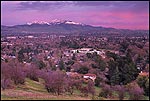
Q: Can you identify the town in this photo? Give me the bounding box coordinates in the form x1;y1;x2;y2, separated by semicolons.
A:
1;33;149;100
1;1;149;100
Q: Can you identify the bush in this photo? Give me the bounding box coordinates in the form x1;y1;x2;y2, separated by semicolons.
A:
126;82;144;100
79;86;89;97
1;62;12;79
95;77;103;87
26;65;39;82
99;91;108;98
87;80;95;97
145;78;149;96
99;83;112;98
77;66;89;74
44;71;66;95
1;62;26;85
113;85;126;100
64;77;75;95
11;65;26;85
1;78;12;90
136;75;149;96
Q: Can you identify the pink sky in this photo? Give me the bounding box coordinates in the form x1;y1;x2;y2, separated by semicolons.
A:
1;1;149;30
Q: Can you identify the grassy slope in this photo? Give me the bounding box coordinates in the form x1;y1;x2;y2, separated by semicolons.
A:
1;78;91;100
1;78;149;100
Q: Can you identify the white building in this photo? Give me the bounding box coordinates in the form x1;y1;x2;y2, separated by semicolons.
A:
6;36;16;39
83;73;96;82
71;48;105;55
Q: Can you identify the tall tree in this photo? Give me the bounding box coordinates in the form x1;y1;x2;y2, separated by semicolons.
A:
110;66;120;85
18;48;25;62
58;59;65;70
108;55;138;85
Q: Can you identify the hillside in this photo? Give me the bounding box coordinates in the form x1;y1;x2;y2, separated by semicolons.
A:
1;78;91;100
1;78;149;100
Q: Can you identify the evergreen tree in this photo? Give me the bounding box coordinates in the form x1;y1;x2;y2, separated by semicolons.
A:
110;66;120;85
58;59;65;70
18;48;25;62
108;55;138;85
72;53;76;60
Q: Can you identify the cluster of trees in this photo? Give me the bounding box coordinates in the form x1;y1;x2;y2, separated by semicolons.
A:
1;58;148;100
60;39;81;49
107;50;139;85
40;70;95;97
86;52;106;71
1;62;26;90
25;64;39;82
99;82;144;100
1;60;43;90
136;75;149;96
1;59;96;97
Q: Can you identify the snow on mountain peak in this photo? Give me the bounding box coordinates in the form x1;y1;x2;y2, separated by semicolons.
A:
27;21;50;25
27;19;85;26
65;21;81;25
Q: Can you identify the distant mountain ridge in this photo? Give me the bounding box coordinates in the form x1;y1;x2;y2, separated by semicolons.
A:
26;19;85;26
1;19;148;36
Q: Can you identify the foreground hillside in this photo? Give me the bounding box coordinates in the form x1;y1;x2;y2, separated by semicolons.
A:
1;78;149;100
1;78;91;100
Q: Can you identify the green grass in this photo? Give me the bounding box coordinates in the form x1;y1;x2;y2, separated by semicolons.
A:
1;78;91;100
25;78;47;93
1;78;149;100
143;96;149;100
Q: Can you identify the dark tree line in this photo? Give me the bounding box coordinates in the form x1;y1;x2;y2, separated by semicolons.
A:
107;51;139;85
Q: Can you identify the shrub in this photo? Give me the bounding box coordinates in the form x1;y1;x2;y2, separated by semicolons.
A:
44;71;66;95
136;75;149;96
1;78;12;90
79;86;89;97
145;78;149;96
87;80;95;97
99;83;112;98
113;85;126;100
11;65;26;85
1;62;12;79
126;82;144;100
36;60;46;69
1;62;26;85
77;66;89;74
95;76;103;87
26;65;39;82
64;77;75;95
99;91;108;98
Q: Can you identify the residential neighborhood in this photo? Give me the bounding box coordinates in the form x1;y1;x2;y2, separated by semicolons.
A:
1;1;149;100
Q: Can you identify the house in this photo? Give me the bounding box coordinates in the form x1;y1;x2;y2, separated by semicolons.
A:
1;57;5;61
71;48;104;55
6;36;16;39
83;73;96;82
139;71;149;77
66;72;82;79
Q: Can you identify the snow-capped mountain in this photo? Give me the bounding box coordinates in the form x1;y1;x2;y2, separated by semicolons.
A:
65;21;83;25
26;19;84;26
27;21;50;25
2;19;148;36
